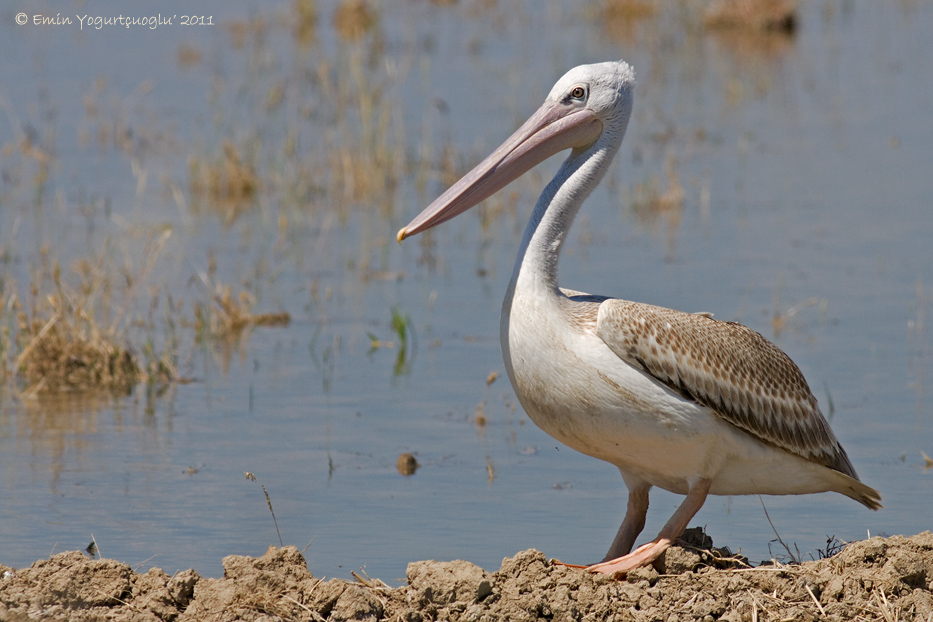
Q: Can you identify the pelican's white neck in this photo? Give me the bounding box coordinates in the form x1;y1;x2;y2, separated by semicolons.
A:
499;122;628;391
511;127;626;295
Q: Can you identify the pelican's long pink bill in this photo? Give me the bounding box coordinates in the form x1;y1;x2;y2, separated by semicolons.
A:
397;101;602;242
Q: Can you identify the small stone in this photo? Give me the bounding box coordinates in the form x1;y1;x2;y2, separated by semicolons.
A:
398;453;419;476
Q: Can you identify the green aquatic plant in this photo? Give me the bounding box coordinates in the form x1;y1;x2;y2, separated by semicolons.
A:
391;307;415;376
366;307;416;376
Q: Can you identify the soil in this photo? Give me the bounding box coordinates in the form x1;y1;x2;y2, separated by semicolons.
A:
2;531;931;622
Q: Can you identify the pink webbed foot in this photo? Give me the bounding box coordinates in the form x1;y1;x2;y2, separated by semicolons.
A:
549;559;588;570
585;537;674;577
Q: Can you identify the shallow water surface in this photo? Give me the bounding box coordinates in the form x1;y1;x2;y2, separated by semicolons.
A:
0;1;931;582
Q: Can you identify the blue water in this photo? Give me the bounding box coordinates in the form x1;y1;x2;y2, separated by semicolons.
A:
1;1;930;582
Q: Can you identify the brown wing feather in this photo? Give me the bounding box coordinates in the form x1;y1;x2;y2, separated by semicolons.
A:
595;298;859;479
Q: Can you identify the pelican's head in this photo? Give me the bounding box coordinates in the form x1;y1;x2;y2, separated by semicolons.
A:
547;60;634;141
398;60;635;242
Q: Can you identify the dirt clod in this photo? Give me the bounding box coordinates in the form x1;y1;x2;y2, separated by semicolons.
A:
2;532;932;621
407;559;492;607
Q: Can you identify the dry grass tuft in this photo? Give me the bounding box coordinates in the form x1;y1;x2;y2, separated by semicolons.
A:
598;0;657;44
0;125;53;193
15;313;141;395
602;0;657;21
177;44;203;68
188;141;261;219
333;0;377;41
11;265;142;395
225;16;268;51
0;230;183;395
704;0;797;33
292;0;318;46
194;283;290;344
2;260;291;395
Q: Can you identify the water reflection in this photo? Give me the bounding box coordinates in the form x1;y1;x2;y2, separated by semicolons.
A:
3;388;176;496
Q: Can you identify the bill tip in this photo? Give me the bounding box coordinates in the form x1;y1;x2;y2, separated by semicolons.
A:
396;227;408;243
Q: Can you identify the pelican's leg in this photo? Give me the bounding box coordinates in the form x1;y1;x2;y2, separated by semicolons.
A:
602;480;651;560
587;477;711;576
552;480;652;569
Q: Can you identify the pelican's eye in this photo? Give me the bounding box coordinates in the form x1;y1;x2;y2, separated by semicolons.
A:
570;86;586;100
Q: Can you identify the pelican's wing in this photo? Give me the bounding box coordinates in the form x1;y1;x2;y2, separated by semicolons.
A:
596;298;857;478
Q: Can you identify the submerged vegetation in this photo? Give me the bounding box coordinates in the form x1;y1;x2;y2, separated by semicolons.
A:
0;1;416;397
0;0;848;404
0;242;151;394
0;245;289;395
0;0;516;397
367;307;416;376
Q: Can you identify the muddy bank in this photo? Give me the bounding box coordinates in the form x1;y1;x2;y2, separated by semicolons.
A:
1;532;931;621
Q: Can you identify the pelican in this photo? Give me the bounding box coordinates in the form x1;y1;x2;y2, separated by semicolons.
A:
397;60;881;575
